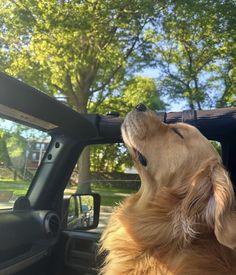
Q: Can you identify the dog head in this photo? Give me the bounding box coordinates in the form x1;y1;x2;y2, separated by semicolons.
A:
121;104;236;249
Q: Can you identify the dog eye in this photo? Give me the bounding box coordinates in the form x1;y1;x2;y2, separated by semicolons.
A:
171;128;184;139
137;151;147;166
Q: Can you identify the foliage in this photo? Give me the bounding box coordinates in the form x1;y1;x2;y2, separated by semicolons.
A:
0;119;49;179
151;0;236;109
5;133;28;171
91;75;166;114
0;0;164;112
0;129;11;166
90;143;131;173
211;141;222;156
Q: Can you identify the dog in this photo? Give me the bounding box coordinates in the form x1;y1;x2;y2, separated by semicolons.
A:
100;104;236;275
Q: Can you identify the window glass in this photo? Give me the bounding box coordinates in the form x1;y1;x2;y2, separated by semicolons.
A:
0;118;51;210
64;143;141;232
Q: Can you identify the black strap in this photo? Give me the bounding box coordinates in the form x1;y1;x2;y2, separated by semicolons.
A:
156;111;167;123
182;110;197;123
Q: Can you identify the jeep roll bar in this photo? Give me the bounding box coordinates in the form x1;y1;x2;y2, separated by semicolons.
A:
97;108;236;142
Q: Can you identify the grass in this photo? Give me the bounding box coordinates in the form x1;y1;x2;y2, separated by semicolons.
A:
92;185;136;206
0;180;30;198
100;195;125;206
91;185;136;194
65;184;137;206
1;179;137;207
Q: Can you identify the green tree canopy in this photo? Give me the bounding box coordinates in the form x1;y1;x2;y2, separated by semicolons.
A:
92;75;166;114
0;0;164;112
150;0;236;109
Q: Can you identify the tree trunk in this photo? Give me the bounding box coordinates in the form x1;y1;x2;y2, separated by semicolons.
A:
14;169;17;181
188;97;195;110
67;70;96;193
77;146;91;193
75;87;91;193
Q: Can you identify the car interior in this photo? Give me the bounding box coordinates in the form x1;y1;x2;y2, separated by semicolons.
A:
0;71;236;275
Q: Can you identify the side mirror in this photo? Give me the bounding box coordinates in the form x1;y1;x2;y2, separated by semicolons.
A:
65;193;100;230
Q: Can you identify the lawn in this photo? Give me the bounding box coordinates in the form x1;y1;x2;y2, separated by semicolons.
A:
64;184;137;206
92;185;135;206
98;195;125;206
0;180;30;198
1;180;137;207
91;185;136;194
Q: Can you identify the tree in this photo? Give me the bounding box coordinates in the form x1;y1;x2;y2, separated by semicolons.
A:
0;124;28;180
212;0;236;107
90;143;132;174
0;129;11;167
0;120;49;180
0;0;165;192
5;133;28;180
151;0;236;109
0;0;164;110
91;76;166;114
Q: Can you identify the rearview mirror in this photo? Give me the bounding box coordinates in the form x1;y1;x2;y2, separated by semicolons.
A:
65;193;100;230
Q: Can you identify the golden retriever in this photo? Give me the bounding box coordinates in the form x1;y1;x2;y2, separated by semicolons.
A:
100;105;236;275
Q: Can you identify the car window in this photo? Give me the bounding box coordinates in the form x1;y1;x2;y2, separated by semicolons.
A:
0;117;51;210
64;143;141;231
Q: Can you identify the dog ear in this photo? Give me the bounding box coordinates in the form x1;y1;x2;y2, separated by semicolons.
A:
210;164;236;249
179;161;236;249
178;164;215;245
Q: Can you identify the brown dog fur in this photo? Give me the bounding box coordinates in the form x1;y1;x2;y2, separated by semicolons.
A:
100;108;236;275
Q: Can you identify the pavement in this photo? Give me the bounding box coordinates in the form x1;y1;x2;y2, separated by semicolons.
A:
95;206;113;233
86;205;114;234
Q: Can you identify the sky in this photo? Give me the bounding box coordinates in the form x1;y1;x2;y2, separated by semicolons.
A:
140;68;187;112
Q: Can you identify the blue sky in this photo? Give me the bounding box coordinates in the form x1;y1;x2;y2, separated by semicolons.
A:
140;68;187;112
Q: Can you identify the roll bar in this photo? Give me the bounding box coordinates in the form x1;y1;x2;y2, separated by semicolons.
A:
97;108;236;142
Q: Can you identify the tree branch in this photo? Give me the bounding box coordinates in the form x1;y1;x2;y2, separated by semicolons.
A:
65;72;80;107
89;89;113;112
91;19;149;94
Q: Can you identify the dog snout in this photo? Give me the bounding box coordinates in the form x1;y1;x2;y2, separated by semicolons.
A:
135;103;147;112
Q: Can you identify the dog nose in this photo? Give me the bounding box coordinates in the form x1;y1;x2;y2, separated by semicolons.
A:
135;103;147;112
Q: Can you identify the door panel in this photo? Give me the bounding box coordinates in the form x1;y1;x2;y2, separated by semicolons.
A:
0;210;60;275
60;231;101;275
